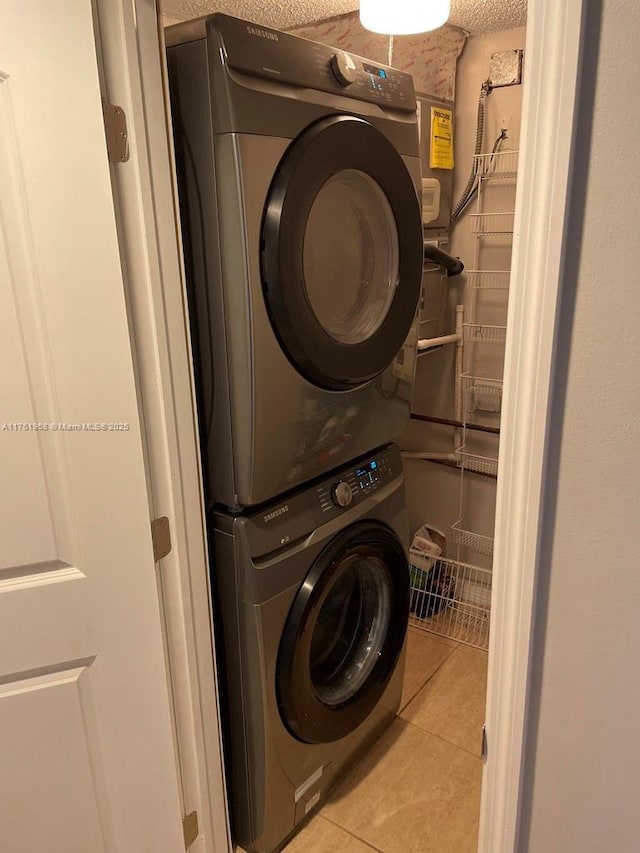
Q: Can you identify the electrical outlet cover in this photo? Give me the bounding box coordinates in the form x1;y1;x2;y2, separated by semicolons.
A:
489;49;523;88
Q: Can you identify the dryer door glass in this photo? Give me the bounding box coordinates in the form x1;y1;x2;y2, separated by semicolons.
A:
261;115;422;391
303;170;399;345
277;521;409;744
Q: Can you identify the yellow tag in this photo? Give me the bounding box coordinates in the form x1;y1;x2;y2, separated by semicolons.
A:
430;106;454;170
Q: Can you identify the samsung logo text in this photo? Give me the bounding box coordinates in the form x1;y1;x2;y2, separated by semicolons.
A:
247;26;279;41
263;504;289;523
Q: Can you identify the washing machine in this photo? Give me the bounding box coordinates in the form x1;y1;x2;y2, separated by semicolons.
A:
211;444;410;852
166;15;423;510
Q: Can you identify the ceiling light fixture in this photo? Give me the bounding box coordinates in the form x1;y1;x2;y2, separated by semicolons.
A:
360;0;451;35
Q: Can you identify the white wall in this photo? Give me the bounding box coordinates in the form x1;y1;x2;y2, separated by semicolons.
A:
519;1;640;849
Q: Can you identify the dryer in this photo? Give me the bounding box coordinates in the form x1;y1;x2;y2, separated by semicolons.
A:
211;444;409;853
167;15;423;510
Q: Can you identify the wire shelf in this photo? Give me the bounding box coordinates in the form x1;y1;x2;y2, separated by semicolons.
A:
463;323;507;345
456;445;499;477
461;372;504;395
470;211;515;235
409;556;491;650
474;149;519;179
464;270;511;290
461;373;504;417
451;520;494;557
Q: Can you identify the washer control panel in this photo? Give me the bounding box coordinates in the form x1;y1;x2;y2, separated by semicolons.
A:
354;458;384;493
245;445;403;557
331;481;354;507
316;446;400;514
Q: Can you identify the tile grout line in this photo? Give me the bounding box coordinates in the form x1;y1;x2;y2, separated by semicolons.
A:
398;643;459;714
300;642;483;852
410;627;489;658
319;814;385;853
400;641;488;757
400;715;483;761
408;627;461;651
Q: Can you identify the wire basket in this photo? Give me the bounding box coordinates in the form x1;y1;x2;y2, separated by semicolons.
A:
409;557;455;620
464;269;511;290
455;444;499;477
469;211;515;235
463;323;507;345
409;556;492;650
474;149;519;179
451;520;494;557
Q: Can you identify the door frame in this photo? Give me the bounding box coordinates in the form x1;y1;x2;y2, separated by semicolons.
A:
478;1;587;850
95;2;230;851
101;1;589;852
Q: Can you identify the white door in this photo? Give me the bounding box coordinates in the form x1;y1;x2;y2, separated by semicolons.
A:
0;3;185;851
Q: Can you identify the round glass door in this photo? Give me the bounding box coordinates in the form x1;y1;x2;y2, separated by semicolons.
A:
261;115;423;391
277;521;409;744
310;553;391;705
303;170;399;345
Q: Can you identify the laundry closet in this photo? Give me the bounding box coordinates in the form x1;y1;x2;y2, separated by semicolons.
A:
162;3;526;852
3;1;637;850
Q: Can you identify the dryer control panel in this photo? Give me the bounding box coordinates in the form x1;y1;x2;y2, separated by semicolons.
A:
211;14;417;112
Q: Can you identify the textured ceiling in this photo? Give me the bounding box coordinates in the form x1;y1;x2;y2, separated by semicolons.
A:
162;0;527;35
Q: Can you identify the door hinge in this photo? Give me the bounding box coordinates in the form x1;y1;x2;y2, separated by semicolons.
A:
481;724;488;760
151;516;172;562
182;810;199;849
102;100;129;163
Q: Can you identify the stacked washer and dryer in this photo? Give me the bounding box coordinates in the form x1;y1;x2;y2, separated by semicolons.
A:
167;15;430;852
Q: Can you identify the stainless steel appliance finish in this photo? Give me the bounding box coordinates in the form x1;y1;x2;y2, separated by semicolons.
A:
212;445;410;853
167;15;423;509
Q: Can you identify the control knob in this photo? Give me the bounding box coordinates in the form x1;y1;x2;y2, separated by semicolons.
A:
330;51;357;86
331;481;353;508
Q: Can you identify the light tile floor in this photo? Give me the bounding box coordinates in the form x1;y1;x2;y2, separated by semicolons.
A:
284;627;487;853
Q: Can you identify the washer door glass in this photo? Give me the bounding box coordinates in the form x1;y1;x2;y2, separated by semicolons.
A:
303;170;399;345
310;554;391;705
277;521;409;744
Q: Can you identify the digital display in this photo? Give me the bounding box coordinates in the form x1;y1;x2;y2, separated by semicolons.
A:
355;460;380;490
363;63;387;78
